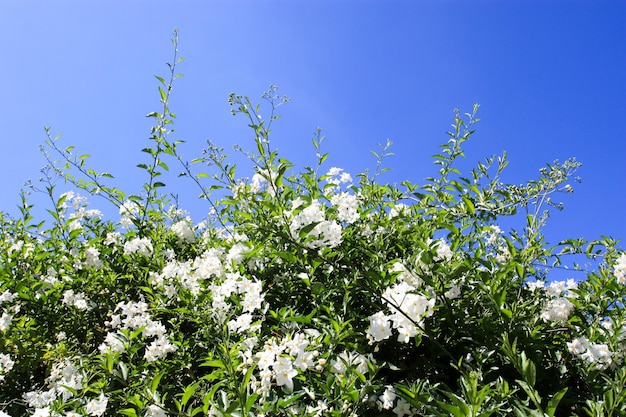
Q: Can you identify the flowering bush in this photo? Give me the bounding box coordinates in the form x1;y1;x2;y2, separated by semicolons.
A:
1;31;625;417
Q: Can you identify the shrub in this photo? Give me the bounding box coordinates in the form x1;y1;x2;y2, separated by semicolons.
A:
1;30;624;417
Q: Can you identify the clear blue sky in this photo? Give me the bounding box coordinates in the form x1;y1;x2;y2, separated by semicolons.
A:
1;1;625;255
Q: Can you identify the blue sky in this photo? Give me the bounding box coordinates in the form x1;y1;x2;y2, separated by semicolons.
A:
1;1;625;258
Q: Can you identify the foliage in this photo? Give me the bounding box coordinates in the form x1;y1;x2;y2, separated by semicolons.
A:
1;30;625;417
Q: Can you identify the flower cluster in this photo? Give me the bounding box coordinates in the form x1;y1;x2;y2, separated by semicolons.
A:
244;329;371;411
83;246;103;269
431;238;454;262
20;360;106;416
100;301;177;362
253;334;313;393
325;167;352;192
59;191;103;225
119;200;141;228
530;279;578;324
171;220;195;243
368;278;436;343
288;199;342;249
0;291;16;332
567;336;613;370
0;354;14;381
62;289;89;310
330;192;359;224
213;272;265;330
370;385;414;417
85;393;108;416
388;203;409;219
123;236;154;257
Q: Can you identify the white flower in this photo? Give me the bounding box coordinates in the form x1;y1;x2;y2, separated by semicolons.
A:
23;389;56;408
290;200;325;234
273;357;297;390
614;253;626;285
392;397;412;417
145;404;168;417
289;201;342;248
285;333;309;356
255;348;276;371
226;243;249;265
250;173;266;193
545;279;577;298
445;284;461;299
583;344;612;370
330;350;369;375
294;350;315;371
541;298;575;324
306;400;329;417
123;237;153;256
104;232;122;246
0;290;16;304
62;290;89;310
433;238;453;262
193;249;225;280
0;353;15;380
242;290;264;313
380;386;396;410
306;220;342;249
325;167;352;192
567;336;613;370
484;225;502;245
84;247;102;269
391;262;422;287
68;219;83;232
330;192;359;224
367;311;392;343
99;332;126;354
85;393;108;416
526;279;545;292
119;200;140;218
227;313;253;334
32;408;51;417
388;204;409;219
495;246;510;264
171;220;195;243
0;312;13;331
144;336;178;362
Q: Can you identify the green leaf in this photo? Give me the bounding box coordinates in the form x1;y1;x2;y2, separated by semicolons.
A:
276;251;297;263
546;387;568;417
181;382;200;407
520;352;536;387
118;361;128;381
201;359;225;369
517;380;542;409
277;393;305;409
150;370;165;394
462;196;475;215
436;400;466;417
